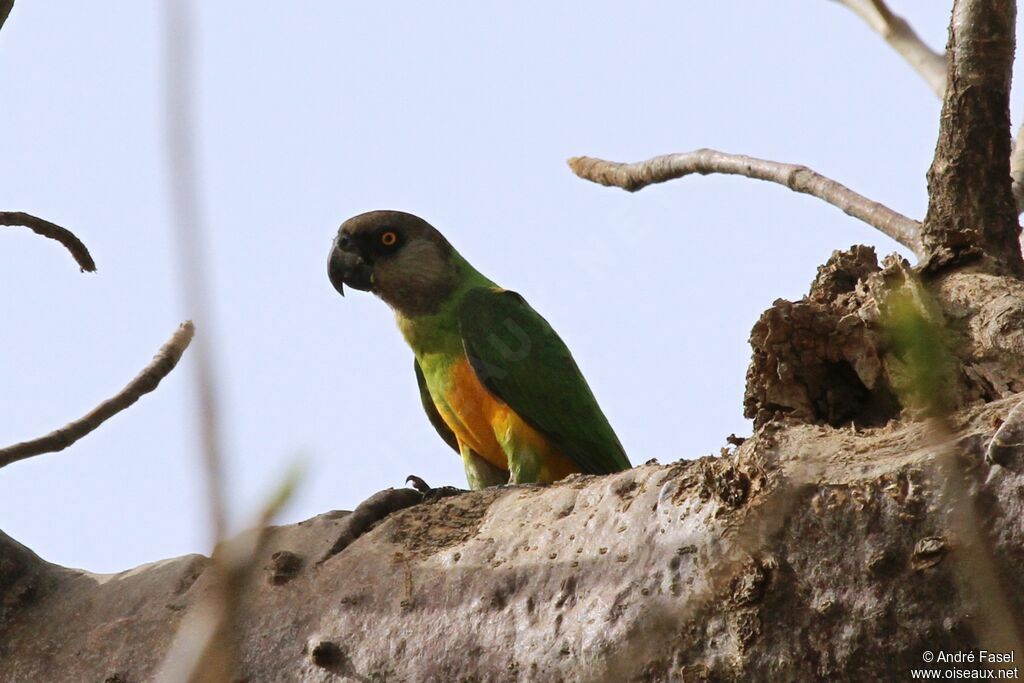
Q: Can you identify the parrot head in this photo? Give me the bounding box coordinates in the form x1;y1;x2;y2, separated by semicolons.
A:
328;210;460;315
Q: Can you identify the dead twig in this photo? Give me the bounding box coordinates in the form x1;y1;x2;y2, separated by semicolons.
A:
0;211;96;272
0;0;13;34
0;321;195;469
569;150;924;256
833;0;946;97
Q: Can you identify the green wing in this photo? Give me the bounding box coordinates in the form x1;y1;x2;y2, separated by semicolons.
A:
457;287;630;475
414;359;459;454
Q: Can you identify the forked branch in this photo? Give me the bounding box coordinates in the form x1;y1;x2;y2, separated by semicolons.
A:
833;0;946;97
1;211;96;272
0;321;195;469
835;0;1024;220
569;150;924;256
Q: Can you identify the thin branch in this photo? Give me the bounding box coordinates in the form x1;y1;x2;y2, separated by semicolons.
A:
835;0;1024;228
833;0;947;97
0;211;96;272
0;0;13;34
569;150;924;256
0;321;195;469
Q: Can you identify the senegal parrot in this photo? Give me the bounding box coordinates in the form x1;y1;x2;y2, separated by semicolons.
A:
327;210;631;489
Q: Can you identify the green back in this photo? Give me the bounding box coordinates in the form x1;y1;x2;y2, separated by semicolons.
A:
457;287;630;475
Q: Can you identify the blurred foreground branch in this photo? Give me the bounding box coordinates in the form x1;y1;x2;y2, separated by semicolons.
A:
569;150;924;256
0;321;195;469
0;211;96;272
155;465;302;683
884;290;1024;666
164;0;227;547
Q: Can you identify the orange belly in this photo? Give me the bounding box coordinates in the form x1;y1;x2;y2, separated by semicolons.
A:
436;358;578;481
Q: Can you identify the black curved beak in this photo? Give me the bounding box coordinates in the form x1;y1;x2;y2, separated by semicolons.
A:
328;239;373;297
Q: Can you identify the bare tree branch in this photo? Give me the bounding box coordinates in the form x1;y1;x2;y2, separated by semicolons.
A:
833;0;946;97
1;7;102;271
0;321;195;469
923;0;1023;275
0;211;96;272
835;0;1024;227
0;1;13;34
569;150;924;256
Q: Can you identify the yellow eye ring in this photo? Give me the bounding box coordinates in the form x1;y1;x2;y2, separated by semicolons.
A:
381;231;397;247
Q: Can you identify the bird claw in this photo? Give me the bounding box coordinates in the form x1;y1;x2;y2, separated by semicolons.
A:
405;475;466;501
405;475;431;493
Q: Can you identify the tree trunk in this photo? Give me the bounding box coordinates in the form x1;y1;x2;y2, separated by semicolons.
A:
2;396;1024;681
923;0;1024;275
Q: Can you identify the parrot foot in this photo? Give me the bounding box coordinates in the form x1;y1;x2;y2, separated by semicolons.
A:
405;475;467;502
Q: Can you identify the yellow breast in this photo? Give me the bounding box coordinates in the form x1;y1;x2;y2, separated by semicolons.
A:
436;358;579;481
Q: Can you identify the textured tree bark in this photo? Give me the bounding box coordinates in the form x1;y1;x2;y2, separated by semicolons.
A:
744;246;1024;427
2;394;1024;681
922;0;1024;275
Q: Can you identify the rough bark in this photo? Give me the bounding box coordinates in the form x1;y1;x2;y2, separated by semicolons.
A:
3;395;1024;682
744;246;1024;428
922;0;1024;274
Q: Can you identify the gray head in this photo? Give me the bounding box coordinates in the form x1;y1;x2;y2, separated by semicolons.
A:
328;210;460;316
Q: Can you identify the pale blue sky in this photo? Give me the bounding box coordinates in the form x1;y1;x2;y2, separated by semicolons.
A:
0;3;1002;572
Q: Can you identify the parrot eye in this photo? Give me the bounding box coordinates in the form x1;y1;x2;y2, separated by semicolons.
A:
380;231;398;247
